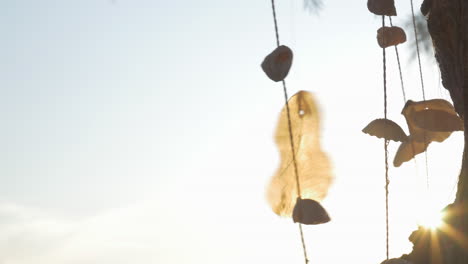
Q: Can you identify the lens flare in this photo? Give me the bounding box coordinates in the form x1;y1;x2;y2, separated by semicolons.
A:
418;209;445;230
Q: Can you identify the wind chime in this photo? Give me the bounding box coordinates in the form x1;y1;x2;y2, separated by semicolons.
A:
261;1;333;264
362;0;463;262
261;0;463;263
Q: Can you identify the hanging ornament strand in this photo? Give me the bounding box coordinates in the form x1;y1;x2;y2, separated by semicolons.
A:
410;0;430;190
269;1;309;263
382;15;390;261
409;0;426;100
388;16;421;172
388;17;407;103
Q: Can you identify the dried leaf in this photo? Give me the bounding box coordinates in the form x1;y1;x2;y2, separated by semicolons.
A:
267;91;333;216
393;136;430;167
362;118;408;142
377;27;407;48
261;45;293;82
367;0;397;16
292;198;330;225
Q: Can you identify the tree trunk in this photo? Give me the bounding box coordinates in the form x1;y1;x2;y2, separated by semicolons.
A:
401;0;468;264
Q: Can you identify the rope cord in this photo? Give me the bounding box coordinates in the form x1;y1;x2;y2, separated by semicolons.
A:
271;0;280;47
388;17;407;103
269;1;308;263
410;0;430;190
387;17;423;174
410;0;426;100
382;15;390;261
282;81;303;197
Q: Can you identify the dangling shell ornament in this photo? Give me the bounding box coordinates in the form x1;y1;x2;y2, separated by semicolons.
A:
393;99;463;166
377;26;407;48
362;99;463;167
367;0;397;16
261;45;293;82
292;197;331;225
362;118;408;142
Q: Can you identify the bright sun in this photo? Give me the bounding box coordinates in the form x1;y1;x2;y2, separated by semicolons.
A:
418;209;445;229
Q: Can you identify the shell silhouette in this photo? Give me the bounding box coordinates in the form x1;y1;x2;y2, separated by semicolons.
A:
261;45;293;82
267;91;333;216
292;198;330;225
367;0;396;16
393;99;463;167
362;118;408;142
377;26;407;48
393;136;430;167
402;99;462;143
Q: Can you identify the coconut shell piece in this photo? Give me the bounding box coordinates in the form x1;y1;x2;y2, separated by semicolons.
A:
393;136;430;167
377;27;407;48
393;99;462;167
267;91;333;217
403;99;460;143
412;108;463;132
362;118;408;142
292;197;330;225
367;0;397;16
261;45;293;82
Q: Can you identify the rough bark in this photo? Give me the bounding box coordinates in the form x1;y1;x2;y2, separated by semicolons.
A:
402;0;468;264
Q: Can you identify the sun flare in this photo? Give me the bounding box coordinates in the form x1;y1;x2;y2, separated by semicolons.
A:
418;210;445;230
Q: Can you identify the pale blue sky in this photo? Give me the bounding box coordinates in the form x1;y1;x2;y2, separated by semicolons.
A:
0;0;463;263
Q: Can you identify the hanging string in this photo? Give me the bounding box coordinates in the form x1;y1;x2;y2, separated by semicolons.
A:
387;16;424;178
388;17;407;103
269;1;309;263
381;15;390;261
281;82;303;197
410;0;430;190
271;0;280;47
387;17;425;182
409;0;426;100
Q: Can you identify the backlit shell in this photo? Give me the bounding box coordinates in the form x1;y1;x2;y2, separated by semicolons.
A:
367;0;397;16
292;198;331;225
377;27;407;48
362;118;408;142
261;45;293;82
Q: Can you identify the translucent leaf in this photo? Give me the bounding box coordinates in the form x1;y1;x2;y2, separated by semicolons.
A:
367;0;396;16
377;26;407;48
292;197;330;225
402;99;460;143
267;91;333;217
362;118;408;142
393;136;430;167
261;45;293;82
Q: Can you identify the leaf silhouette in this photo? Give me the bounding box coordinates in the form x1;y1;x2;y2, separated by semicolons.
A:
267;91;333;217
362;118;408;142
303;0;323;15
261;45;293;82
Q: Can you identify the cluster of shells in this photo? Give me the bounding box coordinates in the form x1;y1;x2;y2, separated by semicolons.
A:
363;0;464;166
